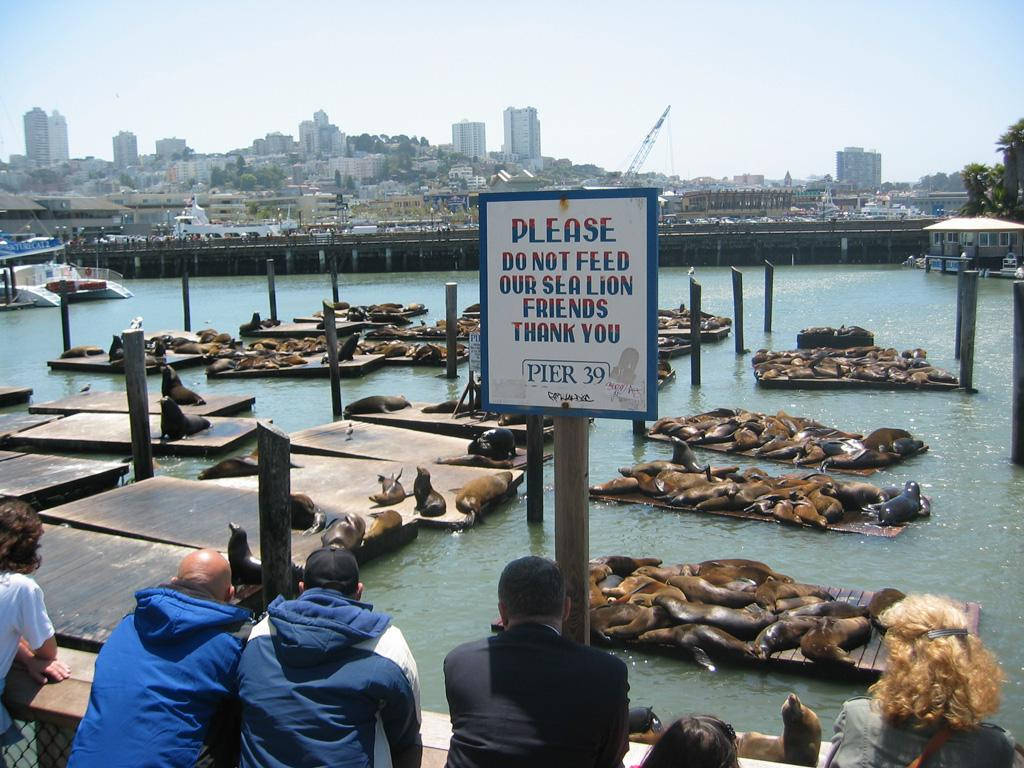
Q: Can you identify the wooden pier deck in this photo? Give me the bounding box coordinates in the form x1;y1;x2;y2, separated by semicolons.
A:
796;331;874;349
30;391;255;418
754;375;959;392
7;412;259;457
239;320;365;339
41;475;416;569
289;419;532;469
0;386;32;406
47;352;205;374
208;454;524;531
658;343;692;359
349;403;553;444
0;450;128;507
658;326;731;343
206;353;385;379
382;352;469;367
0;412;61;444
589;489;906;538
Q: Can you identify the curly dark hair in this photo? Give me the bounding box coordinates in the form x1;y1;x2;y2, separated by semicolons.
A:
0;497;44;574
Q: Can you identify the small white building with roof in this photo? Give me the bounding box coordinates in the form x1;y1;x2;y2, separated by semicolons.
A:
923;217;1023;269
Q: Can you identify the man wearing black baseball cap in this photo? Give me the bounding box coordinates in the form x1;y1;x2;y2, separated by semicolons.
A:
237;546;421;768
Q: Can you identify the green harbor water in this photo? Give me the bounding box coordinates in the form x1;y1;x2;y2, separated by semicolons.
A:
1;264;1021;737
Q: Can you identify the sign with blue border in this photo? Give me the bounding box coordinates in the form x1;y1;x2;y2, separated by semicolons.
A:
479;188;658;420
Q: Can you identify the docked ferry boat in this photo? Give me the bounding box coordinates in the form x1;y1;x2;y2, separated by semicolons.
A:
1;235;132;306
172;197;297;238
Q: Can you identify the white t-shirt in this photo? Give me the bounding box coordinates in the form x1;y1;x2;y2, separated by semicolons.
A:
0;572;55;732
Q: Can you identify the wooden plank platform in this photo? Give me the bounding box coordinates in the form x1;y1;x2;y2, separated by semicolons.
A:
289;419;533;469
34;523;196;649
293;306;428;324
382;352;469;367
0;412;62;444
349;403;552;445
658;326;731;343
7;412;258;457
797;332;874;349
46;352;205;374
145;329;202;343
364;328;472;342
30;391;255;418
40;475;416;568
206;353;385;379
239;320;366;339
658;343;691;359
755;375;959;392
0;386;32;406
589;490;906;537
208;454;524;531
0;451;128;507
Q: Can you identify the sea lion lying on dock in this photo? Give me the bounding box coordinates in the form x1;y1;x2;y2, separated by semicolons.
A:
320;512;366;550
161;365;206;406
159;397;210;441
364;509;402;541
634;624;757;671
468;427;516;461
369;469;406;506
455;471;514;524
343;394;411;417
798;616;871;666
60;345;103;359
736;693;821;767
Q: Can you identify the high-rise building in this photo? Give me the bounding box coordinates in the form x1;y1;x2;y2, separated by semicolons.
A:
502;106;542;171
298;120;317;158
299;110;345;158
452;120;486;161
835;147;881;189
48;110;69;162
112;131;139;169
23;108;50;165
155;137;188;158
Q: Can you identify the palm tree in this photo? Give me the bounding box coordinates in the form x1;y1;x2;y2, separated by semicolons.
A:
961;163;993;216
996;118;1024;214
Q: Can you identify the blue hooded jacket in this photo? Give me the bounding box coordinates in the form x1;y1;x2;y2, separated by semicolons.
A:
68;585;252;768
238;587;420;768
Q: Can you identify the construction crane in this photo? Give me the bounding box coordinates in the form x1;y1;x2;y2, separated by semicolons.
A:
621;105;671;181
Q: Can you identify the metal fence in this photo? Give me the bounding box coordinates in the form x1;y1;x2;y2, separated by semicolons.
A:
2;718;73;768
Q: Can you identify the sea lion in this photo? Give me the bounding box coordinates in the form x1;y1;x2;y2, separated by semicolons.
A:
336;334;360;362
603;605;673;641
320;512;366;550
454;471;514;523
634;624;756;671
863;480;924;525
239;312;261;333
627;706;664;745
781;601;867;620
198;454;259;480
343;394;411;417
654;595;776;639
412;466;446;517
668;436;708;473
60;345;103;359
590;602;646;641
754;581;833;608
227;522;263;585
633;564;689;582
867;588;906;630
860;427;913;452
831;480;885;508
665;575;757;608
159;397;211;440
422;399;472;414
289;493;326;534
753;616;825;657
799;616;872;665
108;334;124;362
589;477;640;494
363;509;402;542
773;596;827;613
161;365;206;406
369;469;406;506
592;555;663;577
467;427;516;461
601;574;659;599
589;564;613;608
736;693;821;767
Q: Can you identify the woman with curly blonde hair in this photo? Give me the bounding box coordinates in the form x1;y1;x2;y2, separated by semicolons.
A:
824;593;1017;767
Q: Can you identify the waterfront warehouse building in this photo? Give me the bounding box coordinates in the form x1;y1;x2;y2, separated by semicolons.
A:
836;146;881;190
452;120;487;161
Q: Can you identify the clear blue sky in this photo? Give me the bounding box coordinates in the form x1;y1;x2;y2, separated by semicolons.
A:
2;0;1021;182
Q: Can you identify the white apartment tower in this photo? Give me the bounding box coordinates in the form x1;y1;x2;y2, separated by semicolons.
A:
112;131;139;169
452;120;487;161
502;106;542;171
23;108;50;165
48;110;69;162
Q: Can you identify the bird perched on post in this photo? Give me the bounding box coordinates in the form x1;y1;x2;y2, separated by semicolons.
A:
129;316;143;330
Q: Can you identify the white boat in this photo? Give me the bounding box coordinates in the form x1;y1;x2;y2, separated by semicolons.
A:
172;197;297;238
6;262;133;307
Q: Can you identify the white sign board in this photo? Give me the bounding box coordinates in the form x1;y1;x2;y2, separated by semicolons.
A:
468;331;481;369
479;189;658;420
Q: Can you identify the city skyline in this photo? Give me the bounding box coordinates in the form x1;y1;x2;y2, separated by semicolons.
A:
2;0;1022;181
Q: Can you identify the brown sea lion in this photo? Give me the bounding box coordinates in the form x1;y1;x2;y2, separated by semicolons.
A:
589;564;613;608
422;399;472;414
590;602;646;641
799;616;872;665
781;601;867;620
60;345;104;358
162;365;206;406
336;334;360;362
634;624;757;671
412;466;446;517
369;469;406;506
634;564;690;582
860;427;913;452
867;588;906;630
198;454;258;480
665;575;757;608
754;581;833;608
589;477;640;494
289;493;326;534
773;596;827;613
343;394;411;417
364;509;402;541
205;358;235;374
753;616;825;657
159;397;210;440
603;605;673;641
736;693;821;767
601;574;659;599
654;595;776;639
832;480;885;508
320;512;366;550
239;312;261;333
454;471;514;523
591;555;663;577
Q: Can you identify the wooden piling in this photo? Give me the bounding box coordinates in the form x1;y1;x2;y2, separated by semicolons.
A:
2;268;10;305
731;267;744;354
632;419;646;435
330;255;339;303
1012;281;1024;465
257;422;295;606
181;265;191;332
954;268;965;360
689;278;701;386
122;329;154;481
267;259;277;322
322;301;343;419
526;414;544;524
764;260;774;333
958;270;978;392
445;282;457;379
554;416;589;644
59;295;71;352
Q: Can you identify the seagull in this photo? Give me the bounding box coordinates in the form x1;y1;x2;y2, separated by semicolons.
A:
129;316;143;330
688;266;695;276
79;383;91;394
345;422;354;440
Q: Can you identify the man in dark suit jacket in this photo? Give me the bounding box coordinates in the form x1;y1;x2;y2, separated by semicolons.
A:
443;556;630;768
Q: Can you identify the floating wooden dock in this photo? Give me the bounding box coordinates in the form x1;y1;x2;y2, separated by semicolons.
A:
658;326;731;343
589;489;906;538
206;353;385;379
47;352;205;374
755;375;959;392
0;412;61;444
208;454;523;531
30;391;255;417
349;403;552;444
797;331;874;349
289;419;532;469
7;412;259;457
0;450;127;507
0;386;32;406
383;352;469;367
658;343;692;359
239;320;365;339
294;306;428;325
